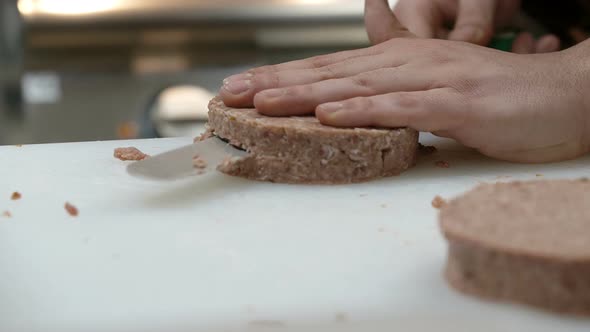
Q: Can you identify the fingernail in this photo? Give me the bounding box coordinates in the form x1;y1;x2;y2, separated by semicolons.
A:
223;73;252;95
260;89;285;99
318;103;343;115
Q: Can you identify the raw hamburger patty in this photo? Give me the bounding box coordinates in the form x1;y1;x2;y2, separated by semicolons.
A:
206;97;419;184
439;179;590;315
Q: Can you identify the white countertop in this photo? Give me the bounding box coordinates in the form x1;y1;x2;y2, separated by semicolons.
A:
0;134;589;332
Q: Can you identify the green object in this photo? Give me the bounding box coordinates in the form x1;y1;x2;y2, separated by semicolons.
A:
489;31;518;52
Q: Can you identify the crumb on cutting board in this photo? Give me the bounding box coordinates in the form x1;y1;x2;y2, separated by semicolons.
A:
194;129;213;143
435;160;450;168
114;147;149;161
65;202;79;217
2;211;11;218
11;192;21;200
432;195;447;209
192;155;208;169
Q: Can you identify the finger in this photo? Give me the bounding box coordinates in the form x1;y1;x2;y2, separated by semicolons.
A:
315;89;460;132
449;0;496;45
221;52;405;108
365;0;414;44
569;27;589;44
535;34;560;53
494;0;521;27
511;32;535;54
253;65;431;116
268;46;382;72
220;47;382;107
392;0;438;38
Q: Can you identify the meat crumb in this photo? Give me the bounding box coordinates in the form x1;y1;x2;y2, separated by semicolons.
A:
418;143;438;155
432;195;447;209
114;147;149;161
2;211;11;218
11;192;22;200
220;156;233;168
435;160;450;168
65;202;79;217
192;155;208;169
194;129;213;143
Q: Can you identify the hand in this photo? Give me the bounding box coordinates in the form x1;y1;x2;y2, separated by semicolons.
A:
366;0;560;54
220;11;590;163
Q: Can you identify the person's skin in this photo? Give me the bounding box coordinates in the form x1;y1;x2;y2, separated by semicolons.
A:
373;0;561;54
219;0;590;163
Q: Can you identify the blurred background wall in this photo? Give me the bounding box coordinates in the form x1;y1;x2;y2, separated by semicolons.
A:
0;0;369;145
0;0;586;145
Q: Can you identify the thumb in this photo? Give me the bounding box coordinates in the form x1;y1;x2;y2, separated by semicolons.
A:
365;0;414;45
449;0;496;45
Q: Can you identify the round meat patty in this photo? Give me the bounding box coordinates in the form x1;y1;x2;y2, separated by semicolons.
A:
439;179;590;315
206;97;419;184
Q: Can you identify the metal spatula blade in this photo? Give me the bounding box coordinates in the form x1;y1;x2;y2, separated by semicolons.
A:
126;137;248;180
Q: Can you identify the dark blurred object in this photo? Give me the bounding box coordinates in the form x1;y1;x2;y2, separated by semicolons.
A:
0;0;23;111
522;0;590;47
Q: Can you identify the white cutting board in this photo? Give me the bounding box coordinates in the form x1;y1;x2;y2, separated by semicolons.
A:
1;134;589;332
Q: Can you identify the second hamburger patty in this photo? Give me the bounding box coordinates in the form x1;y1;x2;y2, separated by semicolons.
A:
440;179;590;315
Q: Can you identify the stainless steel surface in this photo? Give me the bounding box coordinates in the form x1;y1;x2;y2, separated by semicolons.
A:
127;137;248;180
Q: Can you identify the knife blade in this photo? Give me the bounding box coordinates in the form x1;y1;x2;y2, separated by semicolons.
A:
126;137;248;180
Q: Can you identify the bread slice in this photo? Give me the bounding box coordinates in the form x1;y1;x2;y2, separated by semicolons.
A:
205;97;418;184
439;179;590;315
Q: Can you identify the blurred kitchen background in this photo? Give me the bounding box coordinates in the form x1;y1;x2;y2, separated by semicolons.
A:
0;0;587;145
0;0;370;145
